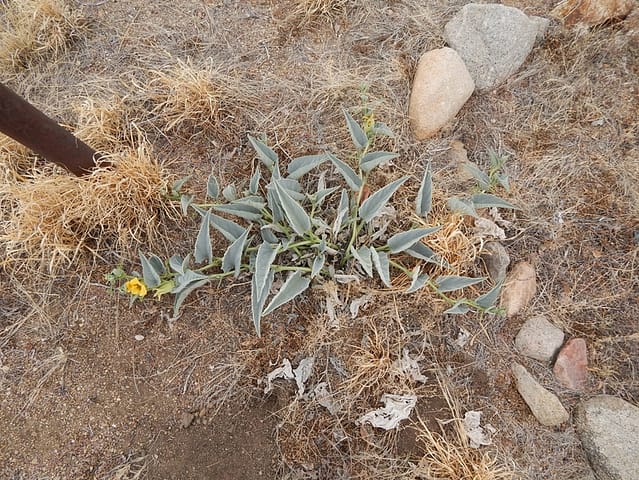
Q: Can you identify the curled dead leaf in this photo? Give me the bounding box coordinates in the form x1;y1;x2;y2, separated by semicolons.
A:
501;261;536;317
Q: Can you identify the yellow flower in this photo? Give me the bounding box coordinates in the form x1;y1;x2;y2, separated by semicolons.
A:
124;277;147;297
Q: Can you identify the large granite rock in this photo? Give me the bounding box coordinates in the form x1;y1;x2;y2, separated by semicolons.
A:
576;395;639;480
444;3;549;90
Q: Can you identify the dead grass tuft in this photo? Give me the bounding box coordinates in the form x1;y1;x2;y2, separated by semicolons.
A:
281;0;348;31
73;94;141;152
0;141;175;272
0;0;86;71
145;58;254;142
410;374;515;480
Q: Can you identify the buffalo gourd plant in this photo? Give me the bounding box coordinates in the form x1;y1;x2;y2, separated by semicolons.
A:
111;109;516;335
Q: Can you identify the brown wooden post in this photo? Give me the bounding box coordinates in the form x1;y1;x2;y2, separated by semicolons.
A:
0;82;101;176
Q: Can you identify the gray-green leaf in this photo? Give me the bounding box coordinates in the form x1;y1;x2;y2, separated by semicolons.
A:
169;254;185;274
248;135;277;170
333;189;350;239
251;269;273;336
475;279;503;309
463;162;490;190
139;252;161;289
343;108;368;151
311;254;325;278
194;210;213;264
471;193;517;210
444;302;471;315
274;180;311;236
222;227;250;277
254;242;279;301
359;176;408;223
263;271;311;316
435;275;484;293
328;153;362;191
222;184;237;202
447;197;479;218
180;194;193;215
360;151;398;173
209;213;245;243
249;168;261;195
173;279;209;317
416;162;432;217
406;266;429;294
387;227;441;254
350;245;373;277
213;203;262;221
287;154;327;180
371;248;392;287
207;174;219;199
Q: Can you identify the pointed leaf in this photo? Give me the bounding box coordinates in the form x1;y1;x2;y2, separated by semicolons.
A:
251;269;273;336
328;153;362;191
273;181;311;236
350;245;373;277
311;254;325;278
172;272;209;317
372;122;394;138
495;173;510;192
263;271;311;316
213;203;262;221
416;162;433;217
287;154;327;180
371;248;392;287
313;187;338;207
463;163;490;190
209;213;245;242
343;108;368;151
180;194;193;215
360;151;398;173
387;227;441;254
207;174;220;198
277;177;305;201
172;269;210;294
249;168;261;194
475;279;504;309
266;188;284;223
148;254;165;275
444;302;471;315
447;197;479;218
359;176;408;223
248;135;277;169
222;184;237;202
435;275;484;293
139;252;161;289
254;242;279;301
260;225;279;244
405;242;449;267
194;210;213;264
169;254;185;274
471;193;518;210
332;189;350;238
171;176;190;195
406;267;430;294
222;227;250;277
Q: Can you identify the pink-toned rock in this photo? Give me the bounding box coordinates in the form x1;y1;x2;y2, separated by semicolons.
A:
408;47;475;140
554;338;589;390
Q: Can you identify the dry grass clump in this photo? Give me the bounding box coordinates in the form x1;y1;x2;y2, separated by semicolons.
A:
0;0;86;71
73;94;141;152
409;375;515;480
145;58;253;142
0;142;174;272
280;0;349;30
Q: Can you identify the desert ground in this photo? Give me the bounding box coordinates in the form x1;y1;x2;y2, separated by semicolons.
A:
1;0;638;479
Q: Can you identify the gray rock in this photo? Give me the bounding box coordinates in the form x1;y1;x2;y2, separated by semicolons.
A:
576;395;639;480
515;315;564;362
444;4;543;90
482;241;510;281
512;362;569;427
408;47;475;140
